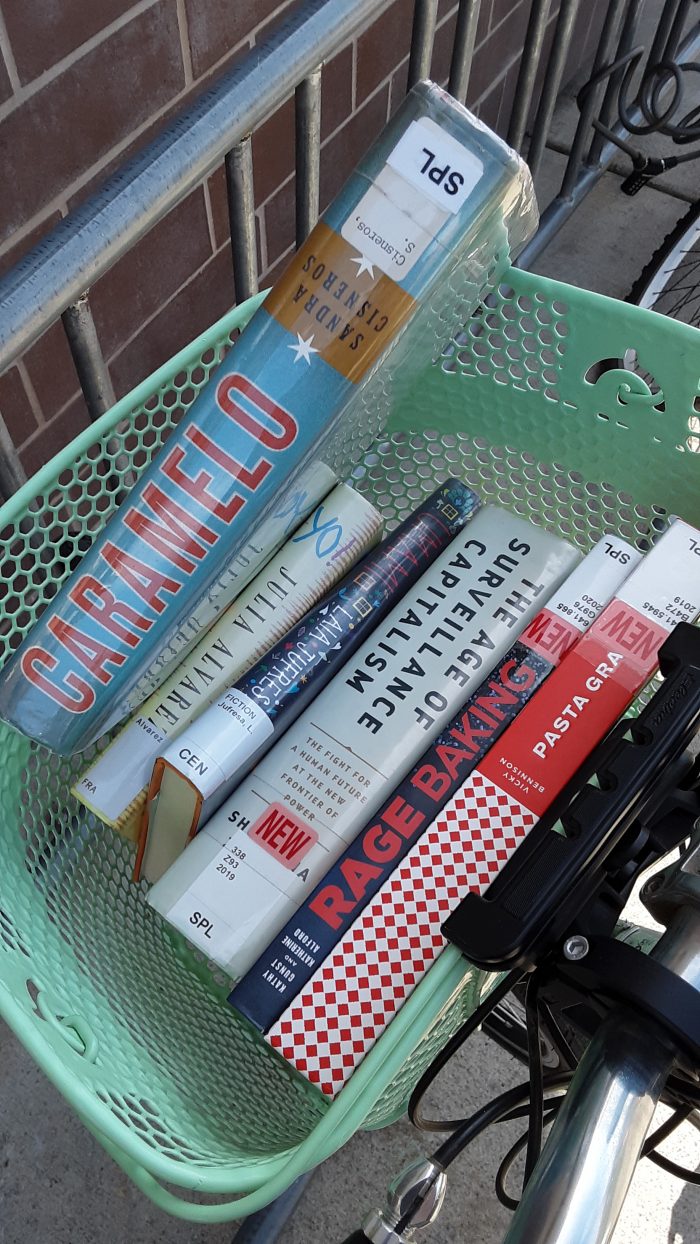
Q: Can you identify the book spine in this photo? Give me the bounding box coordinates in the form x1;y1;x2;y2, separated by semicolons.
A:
148;506;579;979
127;460;336;702
72;482;382;839
477;518;700;815
265;519;700;1098
0;85;536;754
230;533;641;1031
150;479;482;833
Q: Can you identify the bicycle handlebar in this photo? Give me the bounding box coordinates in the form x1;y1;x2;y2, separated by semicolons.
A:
503;904;700;1244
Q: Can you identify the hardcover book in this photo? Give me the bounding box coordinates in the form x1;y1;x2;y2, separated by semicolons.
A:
141;479;480;872
128;461;337;701
265;519;700;1098
0;82;537;754
230;533;641;1032
148;506;578;978
73;481;382;843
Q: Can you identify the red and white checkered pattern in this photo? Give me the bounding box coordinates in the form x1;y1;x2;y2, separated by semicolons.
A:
267;771;535;1098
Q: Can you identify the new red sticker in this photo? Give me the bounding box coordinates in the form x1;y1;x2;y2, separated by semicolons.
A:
249;803;318;869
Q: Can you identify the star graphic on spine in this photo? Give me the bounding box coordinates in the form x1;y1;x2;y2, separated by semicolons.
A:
350;253;376;279
287;332;319;365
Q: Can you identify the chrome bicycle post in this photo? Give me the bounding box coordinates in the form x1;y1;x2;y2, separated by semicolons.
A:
503;900;700;1244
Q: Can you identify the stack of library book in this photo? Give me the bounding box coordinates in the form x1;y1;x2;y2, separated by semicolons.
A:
0;79;697;1108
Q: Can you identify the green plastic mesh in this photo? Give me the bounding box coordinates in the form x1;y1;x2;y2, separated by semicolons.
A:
0;267;699;1208
0;317;332;1173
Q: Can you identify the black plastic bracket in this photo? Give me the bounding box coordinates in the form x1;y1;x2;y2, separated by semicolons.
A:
550;935;700;1067
621;156;668;194
443;623;700;972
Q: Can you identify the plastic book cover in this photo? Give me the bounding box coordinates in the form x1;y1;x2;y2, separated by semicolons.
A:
0;81;537;754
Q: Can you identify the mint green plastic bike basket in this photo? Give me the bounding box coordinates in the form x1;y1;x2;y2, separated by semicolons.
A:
0;268;698;1222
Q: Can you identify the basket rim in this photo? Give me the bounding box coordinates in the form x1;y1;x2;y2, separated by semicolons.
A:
2;262;700;1215
0;918;475;1206
0;290;268;532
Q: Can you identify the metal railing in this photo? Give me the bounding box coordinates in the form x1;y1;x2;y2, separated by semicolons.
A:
0;0;699;502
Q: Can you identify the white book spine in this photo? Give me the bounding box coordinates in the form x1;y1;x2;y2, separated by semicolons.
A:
149;506;579;977
126;461;337;703
72;482;382;837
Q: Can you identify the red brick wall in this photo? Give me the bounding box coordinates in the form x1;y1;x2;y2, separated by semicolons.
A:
0;0;608;478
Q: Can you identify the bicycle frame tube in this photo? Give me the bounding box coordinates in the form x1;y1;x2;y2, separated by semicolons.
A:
503;905;700;1244
517;6;700;269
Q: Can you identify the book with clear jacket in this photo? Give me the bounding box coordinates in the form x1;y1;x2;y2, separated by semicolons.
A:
0;82;538;754
127;461;337;705
148;505;579;980
265;519;700;1099
142;479;481;873
73;480;382;844
230;533;641;1033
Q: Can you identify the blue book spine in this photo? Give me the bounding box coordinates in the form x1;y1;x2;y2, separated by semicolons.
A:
239;480;481;727
0;82;533;755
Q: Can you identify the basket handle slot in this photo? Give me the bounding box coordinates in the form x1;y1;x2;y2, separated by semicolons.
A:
26;978;99;1063
584;355;666;418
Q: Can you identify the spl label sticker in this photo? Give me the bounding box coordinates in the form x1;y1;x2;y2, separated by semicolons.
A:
386;116;482;213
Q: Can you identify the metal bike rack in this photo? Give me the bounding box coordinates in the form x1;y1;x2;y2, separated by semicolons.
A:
518;0;700;268
0;0;636;495
4;0;699;502
1;2;700;1239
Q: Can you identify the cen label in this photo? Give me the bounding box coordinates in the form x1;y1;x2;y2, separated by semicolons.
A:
387;117;482;213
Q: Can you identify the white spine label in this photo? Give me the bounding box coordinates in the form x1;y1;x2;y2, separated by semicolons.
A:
341;118;482;278
166;692;275;800
547;536;641;629
76;717;167;822
618;520;700;628
386;118;482;212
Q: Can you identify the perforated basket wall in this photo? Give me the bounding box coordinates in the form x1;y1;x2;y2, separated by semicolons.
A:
0;268;698;1220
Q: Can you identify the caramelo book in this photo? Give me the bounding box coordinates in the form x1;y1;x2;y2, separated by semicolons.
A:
0;82;537;754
